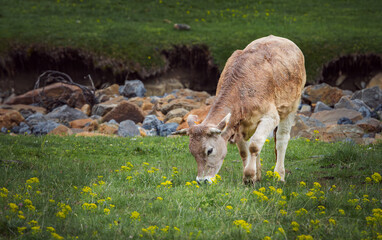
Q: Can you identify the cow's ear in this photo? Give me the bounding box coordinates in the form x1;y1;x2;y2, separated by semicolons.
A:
187;115;198;127
217;113;231;132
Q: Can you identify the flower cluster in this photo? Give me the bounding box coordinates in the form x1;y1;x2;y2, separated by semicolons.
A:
233;219;252;233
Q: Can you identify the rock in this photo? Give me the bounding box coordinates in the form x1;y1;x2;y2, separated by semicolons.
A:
177;105;211;130
95;84;120;102
175;89;211;102
118;120;140;137
159;98;203;114
119;80;146;98
46;105;88;125
337;117;353;125
174;23;191;30
4;82;87;109
351;86;382;109
299;104;312;113
302;83;351;106
164;108;189;122
158;122;179;137
101;101;145;124
142;115;163;131
25;112;47;126
166;117;183;124
314;101;332;113
69;118;93;128
310;108;363;126
300;115;325;128
83;120;99;132
205;96;216;105
98;123;118;135
356;118;382;133
48;124;73;136
0;104;47;116
91;96;125;116
335;95;372;112
139;127;147;137
358;106;371;118
32;121;60;135
16;122;32;135
1;127;8;133
319;125;365;144
296;125;365;144
0;109;25;129
76;132;112;137
290;115;309;138
142;101;154;111
81;104;91;116
366;72;382;89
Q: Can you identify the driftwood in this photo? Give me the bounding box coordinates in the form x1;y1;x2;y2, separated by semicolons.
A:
33;70;97;110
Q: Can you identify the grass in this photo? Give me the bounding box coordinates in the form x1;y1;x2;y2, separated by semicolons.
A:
0;0;381;82
0;134;382;239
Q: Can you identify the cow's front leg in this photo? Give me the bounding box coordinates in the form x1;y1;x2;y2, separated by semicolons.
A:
274;112;295;182
243;114;279;185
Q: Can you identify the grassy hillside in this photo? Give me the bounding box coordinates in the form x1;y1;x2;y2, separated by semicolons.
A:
0;0;381;82
0;135;381;239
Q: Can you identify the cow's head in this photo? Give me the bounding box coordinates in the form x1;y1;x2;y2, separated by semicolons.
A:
172;113;231;184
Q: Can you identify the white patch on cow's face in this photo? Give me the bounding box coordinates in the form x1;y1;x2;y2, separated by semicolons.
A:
189;132;227;183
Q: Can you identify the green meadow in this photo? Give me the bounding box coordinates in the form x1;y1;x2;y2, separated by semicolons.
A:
0;0;381;81
0;135;381;239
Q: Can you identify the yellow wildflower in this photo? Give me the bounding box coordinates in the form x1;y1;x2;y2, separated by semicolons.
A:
329;218;336;225
263;237;271;240
31;226;41;234
51;232;64;240
174;226;181;232
240;198;248;203
297;235;314;240
161;226;170;233
0;187;9;198
280;209;287;216
18;227;27;235
372;172;382;183
299;181;306;187
130;211;140;221
9;203;19;212
278;227;285;235
233;219;252;233
104;208;110;215
338;209;345;215
226;205;233;210
156;197;163;201
291;221;300;231
46;227;56;232
26;177;40;184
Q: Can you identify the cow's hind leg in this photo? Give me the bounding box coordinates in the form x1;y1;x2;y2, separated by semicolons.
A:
274;112;295;181
243;114;279;184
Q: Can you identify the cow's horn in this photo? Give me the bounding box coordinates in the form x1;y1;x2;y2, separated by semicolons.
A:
208;128;222;135
171;128;188;135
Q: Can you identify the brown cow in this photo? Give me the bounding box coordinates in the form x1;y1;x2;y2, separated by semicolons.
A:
173;35;306;184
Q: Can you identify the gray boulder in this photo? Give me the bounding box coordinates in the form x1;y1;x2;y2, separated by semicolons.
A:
119;80;146;98
118;120;140;137
46;105;88;125
335;96;372;112
351;86;382;109
12;122;31;134
32;121;60;135
142;115;163;131
314;101;332;113
158;122;179;137
25;112;48;126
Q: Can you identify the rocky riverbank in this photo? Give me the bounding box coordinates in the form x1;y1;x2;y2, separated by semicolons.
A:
1;80;381;144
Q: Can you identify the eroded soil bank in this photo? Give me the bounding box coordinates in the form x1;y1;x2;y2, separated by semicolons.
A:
0;44;220;99
0;45;381;100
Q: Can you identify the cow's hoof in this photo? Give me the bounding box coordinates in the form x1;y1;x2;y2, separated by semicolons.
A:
242;176;258;185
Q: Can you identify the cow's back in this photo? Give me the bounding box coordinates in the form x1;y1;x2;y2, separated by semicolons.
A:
216;35;305;120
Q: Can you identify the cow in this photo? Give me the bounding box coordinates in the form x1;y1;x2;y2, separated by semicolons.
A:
172;35;306;184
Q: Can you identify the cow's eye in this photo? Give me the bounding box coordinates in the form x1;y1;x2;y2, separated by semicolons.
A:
207;147;213;156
